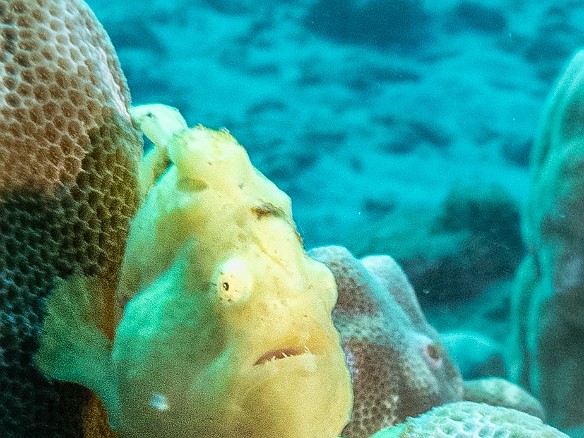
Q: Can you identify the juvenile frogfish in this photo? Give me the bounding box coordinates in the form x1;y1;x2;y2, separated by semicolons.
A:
35;104;352;438
310;246;464;437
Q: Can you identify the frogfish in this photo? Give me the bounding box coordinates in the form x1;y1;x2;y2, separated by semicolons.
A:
35;104;353;438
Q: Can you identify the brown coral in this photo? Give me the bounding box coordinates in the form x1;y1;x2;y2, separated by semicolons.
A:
0;0;142;436
310;246;464;438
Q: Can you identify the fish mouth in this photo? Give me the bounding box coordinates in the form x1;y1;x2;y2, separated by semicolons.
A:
254;347;309;366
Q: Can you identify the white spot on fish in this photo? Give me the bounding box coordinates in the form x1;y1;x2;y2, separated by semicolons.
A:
150;392;169;411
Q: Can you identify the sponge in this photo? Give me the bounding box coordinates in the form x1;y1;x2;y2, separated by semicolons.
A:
509;49;584;429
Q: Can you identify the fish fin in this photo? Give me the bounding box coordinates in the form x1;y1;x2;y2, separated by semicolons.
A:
35;275;120;428
130;104;188;199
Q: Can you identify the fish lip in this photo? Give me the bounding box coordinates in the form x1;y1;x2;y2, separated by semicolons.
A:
251;325;331;367
253;346;310;366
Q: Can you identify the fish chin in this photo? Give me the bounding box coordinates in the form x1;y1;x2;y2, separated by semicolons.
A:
229;347;351;438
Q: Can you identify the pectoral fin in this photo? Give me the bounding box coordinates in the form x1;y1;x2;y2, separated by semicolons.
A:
35;275;121;428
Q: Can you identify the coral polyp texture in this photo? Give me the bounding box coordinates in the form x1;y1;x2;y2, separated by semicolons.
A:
309;245;464;437
309;246;548;438
0;0;142;436
509;49;584;431
370;401;569;438
36;104;352;438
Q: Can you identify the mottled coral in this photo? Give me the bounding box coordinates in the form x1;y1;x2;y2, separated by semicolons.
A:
310;246;548;437
0;0;142;436
309;245;463;437
509;49;584;429
371;401;569;438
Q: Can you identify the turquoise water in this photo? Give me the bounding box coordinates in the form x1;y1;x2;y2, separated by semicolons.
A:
86;0;577;247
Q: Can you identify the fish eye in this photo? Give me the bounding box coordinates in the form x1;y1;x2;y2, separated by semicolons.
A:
214;258;253;306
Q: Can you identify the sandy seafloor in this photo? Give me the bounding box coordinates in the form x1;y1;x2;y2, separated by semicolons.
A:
84;0;584;433
85;0;584;247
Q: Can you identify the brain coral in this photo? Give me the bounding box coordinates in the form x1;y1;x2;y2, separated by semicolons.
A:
309;246;464;437
0;0;142;436
371;401;569;438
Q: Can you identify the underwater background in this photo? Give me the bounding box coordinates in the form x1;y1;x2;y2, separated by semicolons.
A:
83;0;584;244
6;0;584;436
82;0;584;353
